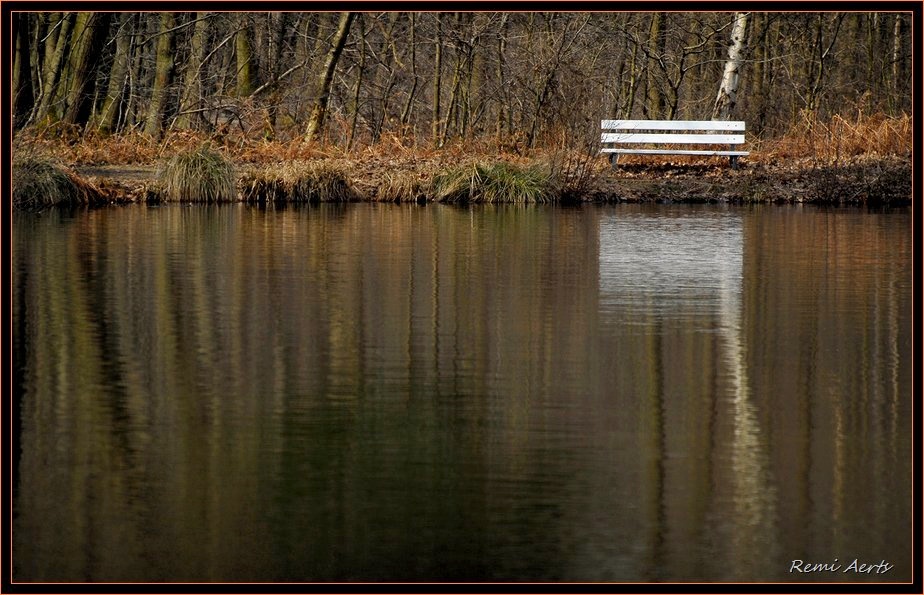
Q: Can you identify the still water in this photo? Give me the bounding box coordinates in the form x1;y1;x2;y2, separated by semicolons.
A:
12;203;912;583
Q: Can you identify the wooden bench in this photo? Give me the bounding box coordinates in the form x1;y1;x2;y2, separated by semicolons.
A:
601;119;749;169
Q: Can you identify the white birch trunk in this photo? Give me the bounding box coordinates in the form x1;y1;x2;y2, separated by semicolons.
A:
712;12;749;121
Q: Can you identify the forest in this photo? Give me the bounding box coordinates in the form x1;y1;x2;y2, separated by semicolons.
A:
9;10;914;205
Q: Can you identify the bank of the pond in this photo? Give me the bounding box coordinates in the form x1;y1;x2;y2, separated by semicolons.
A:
49;154;911;208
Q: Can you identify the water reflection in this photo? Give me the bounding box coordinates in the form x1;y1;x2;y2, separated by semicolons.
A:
12;204;911;582
597;207;779;579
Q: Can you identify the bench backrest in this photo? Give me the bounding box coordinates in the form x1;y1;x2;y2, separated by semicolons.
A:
601;120;746;146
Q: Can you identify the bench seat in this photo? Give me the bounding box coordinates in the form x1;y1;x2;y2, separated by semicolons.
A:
600;148;750;156
601;119;749;168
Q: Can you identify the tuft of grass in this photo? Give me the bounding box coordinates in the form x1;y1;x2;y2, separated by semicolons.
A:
377;169;431;203
158;144;236;202
432;161;556;204
240;160;359;203
12;157;104;209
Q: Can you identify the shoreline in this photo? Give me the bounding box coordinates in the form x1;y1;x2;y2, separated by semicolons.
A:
16;154;912;209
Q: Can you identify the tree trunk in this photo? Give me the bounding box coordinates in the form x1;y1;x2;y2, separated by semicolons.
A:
431;13;444;146
264;12;288;134
33;12;74;124
236;13;255;97
39;13;61;80
807;13;844;113
63;13;111;126
347;15;367;150
143;12;176;138
645;12;665;119
13;13;33;126
124;17;145;130
370;12;400;143
890;14;903;110
40;13;59;64
175;12;210;130
623;34;641;118
494;12;508;141
96;14;132;133
267;12;287;83
399;12;418;131
305;11;355;142
441;14;467;146
712;12;748;120
463;18;482;140
749;13;767;133
28;14;46;111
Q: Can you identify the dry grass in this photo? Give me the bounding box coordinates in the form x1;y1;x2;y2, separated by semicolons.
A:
240;160;359;203
377;169;431;203
13;107;911;170
760;110;911;163
433;161;556;204
12;157;105;209
157;144;237;202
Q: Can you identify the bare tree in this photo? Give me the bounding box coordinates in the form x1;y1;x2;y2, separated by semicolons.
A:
10;11;913;148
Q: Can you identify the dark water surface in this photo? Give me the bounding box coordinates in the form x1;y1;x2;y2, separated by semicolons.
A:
12;203;912;583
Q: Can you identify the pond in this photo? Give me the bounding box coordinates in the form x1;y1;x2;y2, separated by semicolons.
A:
12;203;912;583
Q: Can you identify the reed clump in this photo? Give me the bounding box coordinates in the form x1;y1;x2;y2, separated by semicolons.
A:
12;157;104;209
240;160;359;203
158;144;236;202
432;161;556;204
377;169;431;203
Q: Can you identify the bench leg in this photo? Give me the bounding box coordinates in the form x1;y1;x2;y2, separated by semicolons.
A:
730;155;739;170
609;153;620;169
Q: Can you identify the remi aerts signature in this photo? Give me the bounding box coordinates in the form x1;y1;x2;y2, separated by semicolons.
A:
790;559;893;574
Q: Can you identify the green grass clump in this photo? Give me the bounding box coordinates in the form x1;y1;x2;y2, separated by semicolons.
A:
240;161;358;203
13;158;103;209
432;161;556;203
158;144;236;202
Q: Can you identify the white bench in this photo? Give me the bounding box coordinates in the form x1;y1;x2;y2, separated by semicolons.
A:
601;119;749;169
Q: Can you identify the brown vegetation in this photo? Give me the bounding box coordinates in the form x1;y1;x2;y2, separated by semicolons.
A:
757;110;912;163
12;109;912;208
239;161;359;203
12;157;106;209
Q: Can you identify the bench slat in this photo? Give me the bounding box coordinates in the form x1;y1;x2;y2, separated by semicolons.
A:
601;133;745;145
601;149;750;156
602;119;746;131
